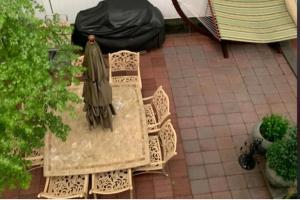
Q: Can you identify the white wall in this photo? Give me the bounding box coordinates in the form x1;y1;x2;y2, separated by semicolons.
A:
38;0;207;23
34;0;51;19
48;0;100;22
149;0;180;19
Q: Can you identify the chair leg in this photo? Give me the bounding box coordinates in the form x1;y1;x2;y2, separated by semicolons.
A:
27;165;42;172
162;168;169;177
133;170;168;177
130;189;133;199
221;40;229;58
93;193;97;199
268;42;282;53
133;171;149;176
131;177;135;199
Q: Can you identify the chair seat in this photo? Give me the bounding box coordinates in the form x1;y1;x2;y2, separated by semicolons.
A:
143;104;158;131
134;135;163;171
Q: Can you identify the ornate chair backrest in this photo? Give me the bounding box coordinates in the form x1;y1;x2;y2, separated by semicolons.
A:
46;175;88;198
92;169;132;194
158;119;177;163
108;50;141;88
152;86;170;124
24;148;43;167
109;50;140;74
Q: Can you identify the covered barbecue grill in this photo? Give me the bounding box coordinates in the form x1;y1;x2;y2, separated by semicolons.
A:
72;0;165;53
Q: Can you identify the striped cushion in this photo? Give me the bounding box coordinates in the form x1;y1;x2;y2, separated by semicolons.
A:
211;0;297;43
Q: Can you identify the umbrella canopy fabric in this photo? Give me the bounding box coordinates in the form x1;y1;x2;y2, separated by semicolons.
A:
82;35;116;130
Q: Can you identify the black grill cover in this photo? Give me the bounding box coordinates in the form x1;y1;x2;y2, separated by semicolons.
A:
71;0;165;53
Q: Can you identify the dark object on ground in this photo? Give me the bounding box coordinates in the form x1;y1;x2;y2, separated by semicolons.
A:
72;0;165;53
82;35;116;130
48;48;58;61
239;138;263;170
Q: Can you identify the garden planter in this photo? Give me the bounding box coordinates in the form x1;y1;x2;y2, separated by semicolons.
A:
265;162;293;188
252;122;273;150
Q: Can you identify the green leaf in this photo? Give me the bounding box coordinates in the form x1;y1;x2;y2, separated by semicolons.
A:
266;132;297;182
260;114;290;142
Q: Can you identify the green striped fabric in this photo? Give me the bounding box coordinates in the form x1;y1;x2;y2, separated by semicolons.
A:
211;0;297;43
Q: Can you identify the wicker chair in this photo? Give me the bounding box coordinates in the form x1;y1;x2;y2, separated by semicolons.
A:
108;50;142;89
133;119;177;176
38;175;89;199
143;86;170;133
89;169;133;199
24;148;43;171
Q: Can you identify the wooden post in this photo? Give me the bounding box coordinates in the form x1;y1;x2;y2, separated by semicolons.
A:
221;41;229;58
268;42;282;54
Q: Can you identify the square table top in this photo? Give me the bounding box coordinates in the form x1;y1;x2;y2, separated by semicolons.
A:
43;83;150;176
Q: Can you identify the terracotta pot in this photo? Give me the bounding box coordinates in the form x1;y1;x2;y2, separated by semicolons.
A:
252;122;273;150
265;162;293;188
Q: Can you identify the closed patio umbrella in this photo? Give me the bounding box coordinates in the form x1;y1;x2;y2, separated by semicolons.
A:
82;35;116;130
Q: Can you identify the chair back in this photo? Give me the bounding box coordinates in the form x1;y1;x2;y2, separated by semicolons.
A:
108;50;141;88
44;175;88;198
109;50;139;73
91;169;132;194
158;119;177;163
24;148;43;167
152;86;170;124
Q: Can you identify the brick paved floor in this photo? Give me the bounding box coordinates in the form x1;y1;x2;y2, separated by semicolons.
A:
3;33;297;199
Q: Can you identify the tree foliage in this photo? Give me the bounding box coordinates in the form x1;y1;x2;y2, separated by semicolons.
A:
0;0;82;193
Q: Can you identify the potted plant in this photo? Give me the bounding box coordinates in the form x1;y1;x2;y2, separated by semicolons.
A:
265;127;297;187
252;114;289;150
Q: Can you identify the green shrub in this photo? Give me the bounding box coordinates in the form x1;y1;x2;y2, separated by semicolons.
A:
266;132;297;182
286;125;297;141
260;114;289;142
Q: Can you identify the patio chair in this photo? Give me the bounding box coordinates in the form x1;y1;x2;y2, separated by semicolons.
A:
108;50;142;89
89;169;133;199
24;148;43;171
72;55;84;67
133;119;177;176
143;86;170;133
37;174;89;199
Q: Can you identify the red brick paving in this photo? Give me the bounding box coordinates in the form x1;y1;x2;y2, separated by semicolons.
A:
3;33;297;198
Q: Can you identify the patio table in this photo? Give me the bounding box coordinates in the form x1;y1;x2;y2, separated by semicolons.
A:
43;83;150;176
